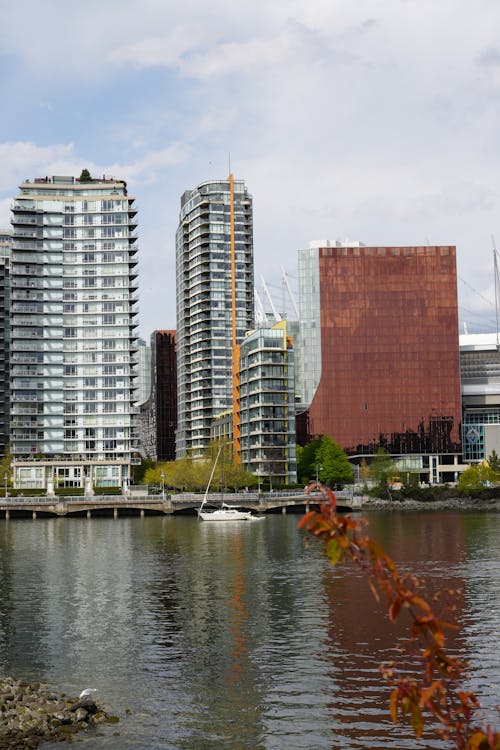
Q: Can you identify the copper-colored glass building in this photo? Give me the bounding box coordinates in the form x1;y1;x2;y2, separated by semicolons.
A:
298;242;462;455
153;330;177;461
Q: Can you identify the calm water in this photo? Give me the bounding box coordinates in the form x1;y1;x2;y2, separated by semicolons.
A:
0;511;498;749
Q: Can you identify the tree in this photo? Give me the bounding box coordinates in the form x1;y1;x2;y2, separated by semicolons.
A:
79;168;92;182
315;435;353;486
297;439;322;483
142;440;259;493
359;457;370;485
134;459;155;484
369;448;398;492
457;463;498;492
487;450;500;474
224;462;258;491
0;448;12;490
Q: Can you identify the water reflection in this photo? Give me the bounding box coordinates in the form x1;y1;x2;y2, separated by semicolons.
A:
0;512;497;749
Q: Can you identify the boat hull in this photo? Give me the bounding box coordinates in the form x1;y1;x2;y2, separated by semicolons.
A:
199;508;253;521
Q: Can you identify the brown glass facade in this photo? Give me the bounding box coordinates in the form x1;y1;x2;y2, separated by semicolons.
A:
307;246;462;454
153;330;177;461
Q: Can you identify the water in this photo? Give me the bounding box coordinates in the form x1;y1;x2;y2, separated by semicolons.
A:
0;511;498;749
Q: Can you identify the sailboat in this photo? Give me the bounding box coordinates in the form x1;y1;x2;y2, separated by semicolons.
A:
198;446;254;522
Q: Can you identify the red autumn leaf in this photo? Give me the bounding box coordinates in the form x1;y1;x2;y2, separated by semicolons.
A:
411;704;424;738
297;511;318;529
389;688;399;723
389;598;401;622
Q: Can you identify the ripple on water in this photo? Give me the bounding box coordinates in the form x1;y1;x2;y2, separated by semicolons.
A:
0;513;498;749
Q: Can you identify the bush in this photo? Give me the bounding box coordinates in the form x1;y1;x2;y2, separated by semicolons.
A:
93;486;122;495
55;487;84;496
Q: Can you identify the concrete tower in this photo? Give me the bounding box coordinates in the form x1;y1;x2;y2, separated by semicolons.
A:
175;176;254;458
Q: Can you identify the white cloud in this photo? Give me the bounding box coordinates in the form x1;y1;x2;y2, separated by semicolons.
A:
0;142;76;192
2;0;500;335
0;140;191;195
104;142;193;184
0;199;12;229
108;27;198;69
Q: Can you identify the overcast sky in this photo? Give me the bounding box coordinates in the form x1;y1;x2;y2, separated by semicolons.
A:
1;0;500;338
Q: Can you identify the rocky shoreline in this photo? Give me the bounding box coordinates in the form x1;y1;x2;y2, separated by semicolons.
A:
362;495;500;512
0;677;118;749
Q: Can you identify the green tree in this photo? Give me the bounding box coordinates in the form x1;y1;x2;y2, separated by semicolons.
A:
315;435;353;486
0;448;12;491
224;462;258;491
369;448;397;491
297;439;322;483
487;450;500;473
134;459;156;484
457;462;498;492
143;440;259;493
359;457;370;485
79;168;92;182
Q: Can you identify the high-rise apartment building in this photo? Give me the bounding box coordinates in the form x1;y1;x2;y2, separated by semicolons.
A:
10;175;139;490
175;176;254;458
239;321;297;485
139;330;178;462
0;229;12;458
152;330;177;461
297;241;462;460
136;338;152;405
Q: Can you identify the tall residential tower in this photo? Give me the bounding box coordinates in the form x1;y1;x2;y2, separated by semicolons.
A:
0;229;12;458
10;175;139;490
175;177;254;457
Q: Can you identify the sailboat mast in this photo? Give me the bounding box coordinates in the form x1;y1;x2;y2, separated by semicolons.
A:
199;445;223;514
493;236;500;350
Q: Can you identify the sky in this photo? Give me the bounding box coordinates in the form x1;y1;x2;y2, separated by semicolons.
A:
1;0;500;339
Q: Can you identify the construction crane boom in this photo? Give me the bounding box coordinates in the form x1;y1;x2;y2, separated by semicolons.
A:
261;275;282;322
281;266;299;320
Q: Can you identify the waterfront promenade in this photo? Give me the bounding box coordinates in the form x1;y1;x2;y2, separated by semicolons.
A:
0;488;363;519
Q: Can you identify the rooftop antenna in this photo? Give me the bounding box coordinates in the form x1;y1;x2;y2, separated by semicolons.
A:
493;235;500;350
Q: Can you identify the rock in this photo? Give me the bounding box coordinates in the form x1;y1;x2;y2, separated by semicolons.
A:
75;708;88;722
0;675;115;746
70;698;98;713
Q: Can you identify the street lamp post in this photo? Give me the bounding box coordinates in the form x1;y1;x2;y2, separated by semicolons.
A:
160;471;165;499
316;464;323;484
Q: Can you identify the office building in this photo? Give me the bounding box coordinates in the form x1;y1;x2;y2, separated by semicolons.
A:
297;242;462;474
10;175;139;490
139;330;177;462
460;332;500;462
239;321;297;485
175;176;254;458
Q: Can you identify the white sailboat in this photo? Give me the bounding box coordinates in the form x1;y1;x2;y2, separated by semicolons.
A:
198;446;255;522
